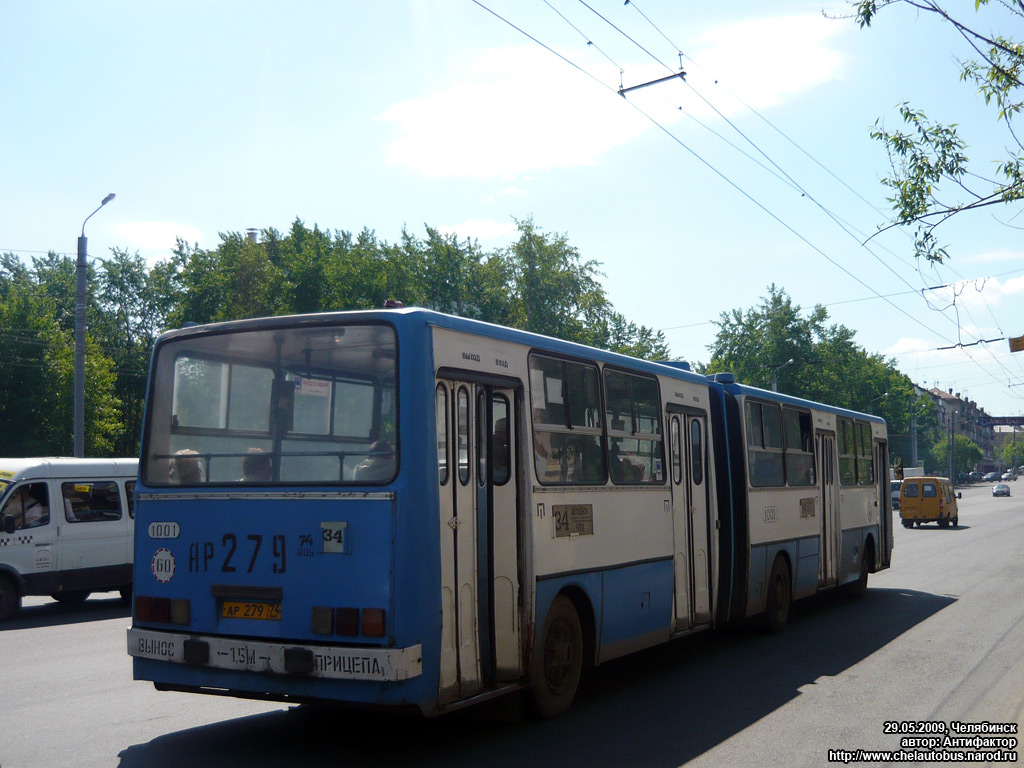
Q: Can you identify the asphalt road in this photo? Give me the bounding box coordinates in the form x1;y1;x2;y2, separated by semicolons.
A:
2;483;1022;768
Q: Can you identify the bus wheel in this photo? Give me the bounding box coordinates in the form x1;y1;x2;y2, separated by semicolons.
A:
764;558;791;633
0;575;20;621
901;521;912;528
52;590;90;604
938;518;950;529
849;541;874;598
530;595;583;718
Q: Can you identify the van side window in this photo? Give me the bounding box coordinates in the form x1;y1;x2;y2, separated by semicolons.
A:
1;482;51;530
125;481;136;519
63;481;123;523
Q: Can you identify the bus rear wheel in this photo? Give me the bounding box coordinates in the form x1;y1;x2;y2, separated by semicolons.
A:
764;558;791;633
530;595;583;718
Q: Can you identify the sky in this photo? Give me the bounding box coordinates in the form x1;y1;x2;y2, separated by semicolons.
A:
2;0;1023;418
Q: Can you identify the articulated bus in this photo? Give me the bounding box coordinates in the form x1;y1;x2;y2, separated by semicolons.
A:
128;307;892;717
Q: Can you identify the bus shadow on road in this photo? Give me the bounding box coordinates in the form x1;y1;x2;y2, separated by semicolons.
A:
116;587;953;768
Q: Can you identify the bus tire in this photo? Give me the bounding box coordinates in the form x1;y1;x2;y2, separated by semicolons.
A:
764;557;791;633
849;540;874;598
530;594;583;718
0;575;20;621
52;590;90;604
938;518;950;529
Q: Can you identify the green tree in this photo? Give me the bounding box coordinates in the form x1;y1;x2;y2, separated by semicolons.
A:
93;249;168;455
932;433;983;477
1002;433;1024;469
0;252;123;456
702;285;908;414
855;0;1024;261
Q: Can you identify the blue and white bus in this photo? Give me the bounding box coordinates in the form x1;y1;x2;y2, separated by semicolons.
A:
128;307;892;716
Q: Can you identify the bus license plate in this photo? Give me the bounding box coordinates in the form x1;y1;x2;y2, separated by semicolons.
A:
221;601;282;621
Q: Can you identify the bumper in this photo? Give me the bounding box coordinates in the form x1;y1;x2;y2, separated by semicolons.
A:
127;627;422;682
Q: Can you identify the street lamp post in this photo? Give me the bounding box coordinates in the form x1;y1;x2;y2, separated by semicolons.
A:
74;193;115;458
867;392;888;414
770;358;794;392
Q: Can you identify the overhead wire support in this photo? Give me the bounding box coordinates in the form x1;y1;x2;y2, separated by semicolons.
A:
618;70;685;96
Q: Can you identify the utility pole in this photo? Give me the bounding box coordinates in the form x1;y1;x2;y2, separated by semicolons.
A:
74;193;115;457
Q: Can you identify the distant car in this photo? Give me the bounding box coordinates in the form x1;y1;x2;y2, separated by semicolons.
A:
890;480;902;510
983;472;1000;482
1001;471;1016;482
993;483;1011;497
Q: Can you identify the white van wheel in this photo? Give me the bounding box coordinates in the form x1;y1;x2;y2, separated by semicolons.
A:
0;575;20;621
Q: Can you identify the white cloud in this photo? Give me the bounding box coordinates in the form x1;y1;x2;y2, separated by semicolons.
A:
965;248;1024;263
377;14;846;179
377;45;650;178
114;221;203;250
438;219;518;242
684;14;847;113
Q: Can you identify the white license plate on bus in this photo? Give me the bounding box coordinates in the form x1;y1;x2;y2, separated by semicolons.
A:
221;601;282;621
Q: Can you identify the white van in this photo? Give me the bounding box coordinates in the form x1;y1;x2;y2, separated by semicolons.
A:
0;458;138;620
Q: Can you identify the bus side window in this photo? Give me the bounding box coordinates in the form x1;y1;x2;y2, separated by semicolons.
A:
436;384;449;485
492;395;510;486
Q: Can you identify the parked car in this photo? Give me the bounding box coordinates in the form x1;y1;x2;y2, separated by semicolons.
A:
983;472;1000;482
1001;471;1016;482
993;483;1011;497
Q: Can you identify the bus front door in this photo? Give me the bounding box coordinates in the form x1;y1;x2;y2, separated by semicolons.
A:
436;379;521;705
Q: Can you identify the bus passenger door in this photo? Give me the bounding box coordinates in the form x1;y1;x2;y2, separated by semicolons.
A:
436;378;521;705
874;440;892;567
817;432;839;587
685;415;712;624
668;410;712;630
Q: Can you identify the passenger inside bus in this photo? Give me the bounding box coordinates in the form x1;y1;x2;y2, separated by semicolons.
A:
352;441;395;482
241;449;273;482
169;449;205;484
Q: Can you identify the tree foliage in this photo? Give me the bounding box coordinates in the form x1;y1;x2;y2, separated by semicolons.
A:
931;433;983;477
0;217;668;457
855;0;1024;261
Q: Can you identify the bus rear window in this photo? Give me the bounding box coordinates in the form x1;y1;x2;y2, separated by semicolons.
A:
143;323;397;486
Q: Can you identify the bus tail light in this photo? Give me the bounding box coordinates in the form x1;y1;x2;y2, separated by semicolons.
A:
136;596;191;625
362;608;386;637
336;607;360;636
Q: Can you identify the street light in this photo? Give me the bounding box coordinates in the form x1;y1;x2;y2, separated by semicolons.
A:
74;193;115;458
769;358;794;392
867;392;888;414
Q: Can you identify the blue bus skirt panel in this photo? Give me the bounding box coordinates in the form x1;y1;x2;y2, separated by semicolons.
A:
535;557;674;667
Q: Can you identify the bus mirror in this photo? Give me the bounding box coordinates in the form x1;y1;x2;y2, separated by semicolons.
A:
2;515;16;535
272;379;295;433
957;492;962;499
